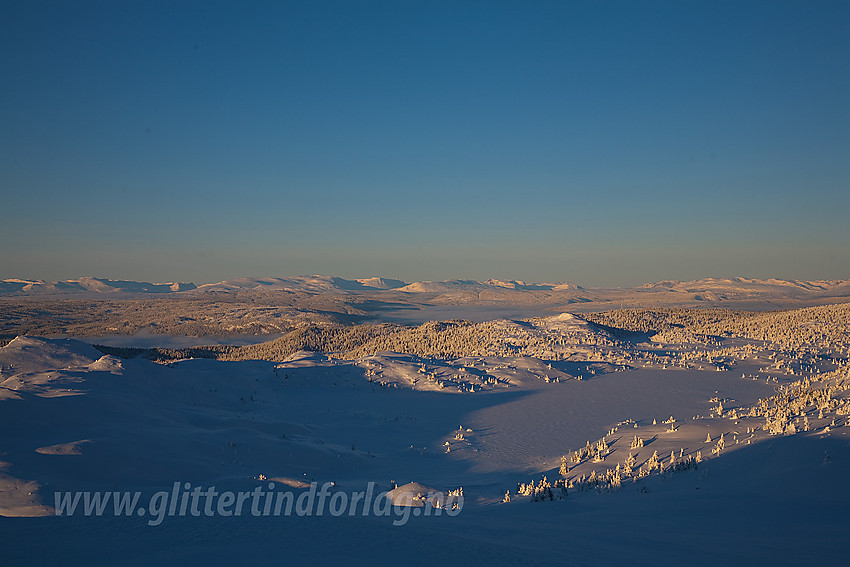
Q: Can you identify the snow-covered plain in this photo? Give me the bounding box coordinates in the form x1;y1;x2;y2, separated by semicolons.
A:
1;305;849;565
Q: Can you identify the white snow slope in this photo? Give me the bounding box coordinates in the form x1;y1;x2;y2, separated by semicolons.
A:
1;322;849;566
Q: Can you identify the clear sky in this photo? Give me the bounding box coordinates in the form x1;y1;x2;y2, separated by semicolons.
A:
2;0;848;287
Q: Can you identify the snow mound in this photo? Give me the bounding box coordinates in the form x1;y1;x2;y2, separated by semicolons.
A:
267;477;312;489
87;355;124;373
0;461;53;517
35;439;92;455
539;312;597;332
0;336;104;377
386;482;444;507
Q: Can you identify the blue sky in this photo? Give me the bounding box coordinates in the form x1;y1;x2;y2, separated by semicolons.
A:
2;0;848;286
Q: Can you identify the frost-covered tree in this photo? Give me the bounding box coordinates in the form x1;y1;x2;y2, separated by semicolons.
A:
646;450;659;471
624;452;636;475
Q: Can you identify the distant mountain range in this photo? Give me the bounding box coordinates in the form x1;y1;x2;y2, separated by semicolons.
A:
0;277;198;295
636;277;850;301
2;275;849;300
192;276;583;294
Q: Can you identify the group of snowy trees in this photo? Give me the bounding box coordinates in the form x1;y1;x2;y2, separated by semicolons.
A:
510;445;706;504
516;476;567;501
569;438;610;466
743;369;850;435
506;355;850;506
583;304;850;354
